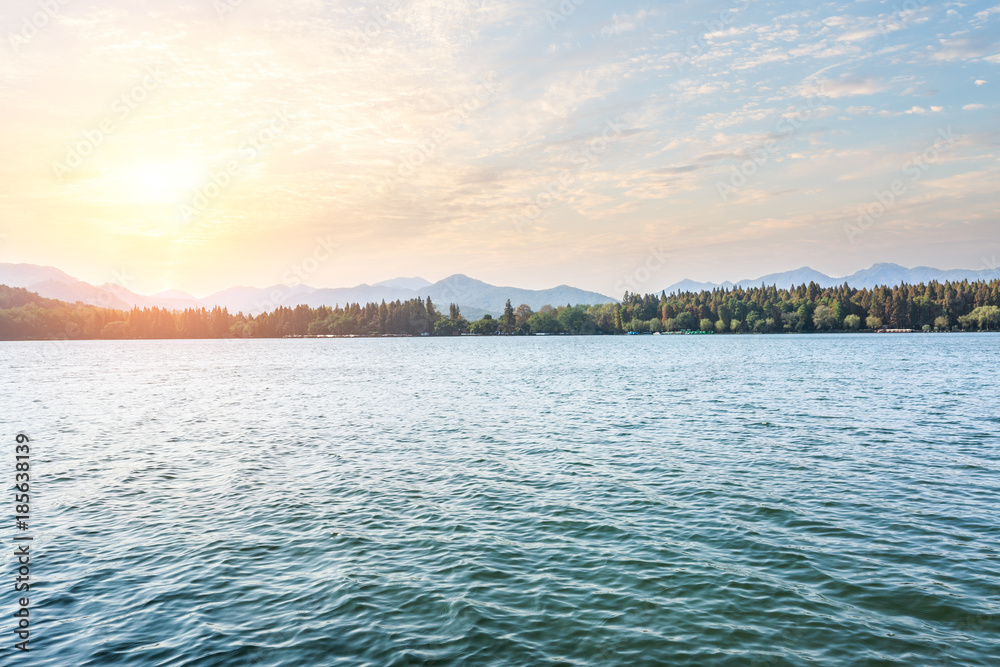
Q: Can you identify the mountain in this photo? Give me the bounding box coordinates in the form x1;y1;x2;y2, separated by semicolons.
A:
0;266;226;310
98;283;207;310
374;277;433;290
661;263;1000;294
662;279;735;293
735;266;837;290
18;278;134;309
0;263;79;288
200;274;615;316
841;263;1000;289
0;263;614;317
424;274;614;314
0;264;136;308
0;262;203;310
6;261;996;317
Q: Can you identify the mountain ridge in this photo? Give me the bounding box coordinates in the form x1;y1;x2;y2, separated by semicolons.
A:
3;262;998;316
0;264;616;317
660;262;1000;294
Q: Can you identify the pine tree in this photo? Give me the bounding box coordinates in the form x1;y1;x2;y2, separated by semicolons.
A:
502;299;515;333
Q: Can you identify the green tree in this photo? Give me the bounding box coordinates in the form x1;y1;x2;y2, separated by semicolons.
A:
843;314;861;330
501;299;515;333
469;315;496;335
434;317;459;336
674;311;697;331
795;303;814;332
959;305;1000;330
812;304;835;330
100;321;128;339
514;304;533;329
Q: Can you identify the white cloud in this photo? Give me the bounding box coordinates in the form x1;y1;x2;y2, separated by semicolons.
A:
973;4;1000;23
931;36;1000;62
732;49;789;70
5;0;1000;294
600;10;653;36
814;75;886;98
863;105;938;117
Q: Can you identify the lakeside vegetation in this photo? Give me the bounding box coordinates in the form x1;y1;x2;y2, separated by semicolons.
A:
1;279;999;340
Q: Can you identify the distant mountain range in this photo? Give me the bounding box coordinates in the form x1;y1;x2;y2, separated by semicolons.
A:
660;263;1000;294
0;264;615;317
2;262;998;317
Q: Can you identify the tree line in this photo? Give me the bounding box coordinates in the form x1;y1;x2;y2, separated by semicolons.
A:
620;279;1000;334
1;279;999;340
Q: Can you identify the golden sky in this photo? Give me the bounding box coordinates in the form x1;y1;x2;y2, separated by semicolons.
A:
1;0;998;296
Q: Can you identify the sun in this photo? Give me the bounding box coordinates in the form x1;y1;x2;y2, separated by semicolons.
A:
119;161;202;205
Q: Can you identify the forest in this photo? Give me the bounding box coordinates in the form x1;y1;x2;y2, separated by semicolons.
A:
1;279;999;340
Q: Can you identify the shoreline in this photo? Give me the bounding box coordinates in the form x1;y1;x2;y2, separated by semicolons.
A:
4;329;994;342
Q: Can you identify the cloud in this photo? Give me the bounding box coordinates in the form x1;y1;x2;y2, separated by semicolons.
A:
732;49;790;70
930;36;1000;62
600;10;652;36
973;4;1000;23
837;28;881;42
846;105;943;117
4;0;1000;295
814;75;886;98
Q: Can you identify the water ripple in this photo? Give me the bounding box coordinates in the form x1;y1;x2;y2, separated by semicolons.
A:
2;334;999;665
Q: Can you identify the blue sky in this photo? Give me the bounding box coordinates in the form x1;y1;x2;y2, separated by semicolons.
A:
0;0;997;296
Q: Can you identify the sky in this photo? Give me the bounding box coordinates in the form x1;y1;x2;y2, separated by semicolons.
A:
0;0;998;298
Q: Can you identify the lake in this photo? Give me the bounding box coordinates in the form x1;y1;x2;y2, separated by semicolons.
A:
3;334;999;665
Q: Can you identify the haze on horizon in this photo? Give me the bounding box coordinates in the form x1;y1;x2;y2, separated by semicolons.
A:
1;0;997;297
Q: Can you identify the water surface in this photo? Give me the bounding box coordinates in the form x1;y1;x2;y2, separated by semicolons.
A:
3;335;999;665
